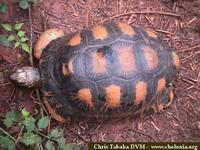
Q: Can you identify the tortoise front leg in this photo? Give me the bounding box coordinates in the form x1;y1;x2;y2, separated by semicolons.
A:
34;28;64;59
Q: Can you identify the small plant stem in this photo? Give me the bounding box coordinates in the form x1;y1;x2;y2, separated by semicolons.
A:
35;129;57;142
28;6;34;66
15;126;24;144
37;143;43;150
36;88;44;117
0;127;17;142
28;6;44;116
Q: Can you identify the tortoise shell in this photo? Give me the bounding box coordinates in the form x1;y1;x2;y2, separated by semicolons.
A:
39;22;180;122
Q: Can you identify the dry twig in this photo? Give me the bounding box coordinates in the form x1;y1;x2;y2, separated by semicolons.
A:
156;29;175;35
131;128;157;141
101;11;181;22
181;51;200;63
37;5;62;20
177;44;200;53
65;127;89;143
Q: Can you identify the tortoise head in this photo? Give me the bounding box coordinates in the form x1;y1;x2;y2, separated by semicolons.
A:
10;67;41;87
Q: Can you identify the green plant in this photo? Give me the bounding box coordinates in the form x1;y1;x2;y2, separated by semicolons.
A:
1;109;80;150
0;35;11;47
0;2;8;13
18;0;40;10
19;0;31;10
0;23;30;53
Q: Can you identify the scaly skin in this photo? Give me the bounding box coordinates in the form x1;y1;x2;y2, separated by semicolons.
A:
10;66;41;87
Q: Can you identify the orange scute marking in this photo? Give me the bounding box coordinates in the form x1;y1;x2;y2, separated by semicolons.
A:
118;22;136;36
68;60;74;73
68;33;81;46
62;63;70;76
92;25;108;40
105;84;121;108
146;30;158;38
172;51;180;68
92;52;107;74
142;46;159;70
156;78;166;93
118;47;135;73
135;81;147;104
77;88;93;108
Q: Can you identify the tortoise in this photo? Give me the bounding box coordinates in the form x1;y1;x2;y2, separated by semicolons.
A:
10;22;180;123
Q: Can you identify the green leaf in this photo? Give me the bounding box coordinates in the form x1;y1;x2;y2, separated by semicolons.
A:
14;23;24;30
50;128;64;139
56;137;76;150
1;24;12;31
0;135;15;150
37;116;49;129
20;37;28;42
8;35;15;41
17;31;25;37
20;132;41;146
21;43;30;53
21;109;35;131
19;0;30;10
14;41;20;48
56;137;66;150
3;111;19;128
45;140;55;150
61;144;76;150
0;35;10;47
23;117;36;132
0;2;8;13
21;108;29;118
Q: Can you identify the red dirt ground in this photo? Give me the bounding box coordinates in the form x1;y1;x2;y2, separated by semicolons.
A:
0;0;200;145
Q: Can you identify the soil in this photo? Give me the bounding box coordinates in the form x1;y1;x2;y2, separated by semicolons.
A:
0;0;200;145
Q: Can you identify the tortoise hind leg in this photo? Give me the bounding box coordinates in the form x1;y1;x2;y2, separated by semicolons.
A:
43;97;68;124
151;88;174;113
